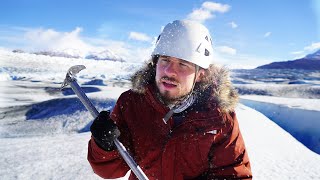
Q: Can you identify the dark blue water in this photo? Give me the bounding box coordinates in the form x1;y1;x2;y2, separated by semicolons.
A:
232;69;320;154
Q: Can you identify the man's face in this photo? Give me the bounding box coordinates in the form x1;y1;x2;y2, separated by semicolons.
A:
155;56;203;104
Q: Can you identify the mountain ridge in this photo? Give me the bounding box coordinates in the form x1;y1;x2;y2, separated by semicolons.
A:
257;49;320;70
12;48;126;62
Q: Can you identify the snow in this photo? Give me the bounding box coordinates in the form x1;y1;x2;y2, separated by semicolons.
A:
240;95;320;154
1;49;320;179
236;104;320;179
240;95;320;111
0;133;101;179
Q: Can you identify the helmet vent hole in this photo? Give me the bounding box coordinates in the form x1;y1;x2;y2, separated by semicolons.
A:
205;49;210;56
156;35;161;43
205;36;209;42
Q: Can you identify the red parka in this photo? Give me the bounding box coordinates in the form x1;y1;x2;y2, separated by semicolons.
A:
88;64;252;179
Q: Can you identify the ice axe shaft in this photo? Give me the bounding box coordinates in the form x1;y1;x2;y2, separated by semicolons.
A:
61;65;148;180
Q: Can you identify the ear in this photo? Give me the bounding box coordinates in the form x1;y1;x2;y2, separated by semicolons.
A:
195;69;205;82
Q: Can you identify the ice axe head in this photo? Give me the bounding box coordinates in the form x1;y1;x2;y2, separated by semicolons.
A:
61;65;86;89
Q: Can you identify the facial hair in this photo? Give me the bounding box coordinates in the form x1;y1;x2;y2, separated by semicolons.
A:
156;76;188;105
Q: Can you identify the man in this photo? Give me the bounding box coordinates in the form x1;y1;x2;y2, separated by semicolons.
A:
88;20;252;179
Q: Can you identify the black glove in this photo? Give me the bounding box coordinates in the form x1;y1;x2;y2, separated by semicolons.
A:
90;111;120;151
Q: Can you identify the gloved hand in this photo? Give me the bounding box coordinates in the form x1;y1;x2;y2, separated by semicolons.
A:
90;111;120;151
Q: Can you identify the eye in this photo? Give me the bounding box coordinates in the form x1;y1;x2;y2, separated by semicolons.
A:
160;58;170;63
179;62;188;67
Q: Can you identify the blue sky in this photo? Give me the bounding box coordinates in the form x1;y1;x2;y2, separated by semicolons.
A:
0;0;319;68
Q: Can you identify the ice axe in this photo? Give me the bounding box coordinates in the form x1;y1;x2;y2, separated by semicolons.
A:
61;65;148;180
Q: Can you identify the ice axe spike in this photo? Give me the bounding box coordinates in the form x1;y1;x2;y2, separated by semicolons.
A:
61;65;149;180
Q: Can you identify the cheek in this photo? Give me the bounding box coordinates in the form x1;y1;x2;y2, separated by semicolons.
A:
155;68;162;82
155;65;167;80
183;75;196;89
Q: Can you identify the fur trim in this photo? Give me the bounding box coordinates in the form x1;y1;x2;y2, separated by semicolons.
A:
131;60;156;94
130;59;239;112
202;64;239;113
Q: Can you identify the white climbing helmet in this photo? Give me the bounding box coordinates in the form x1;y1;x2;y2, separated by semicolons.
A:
152;20;214;69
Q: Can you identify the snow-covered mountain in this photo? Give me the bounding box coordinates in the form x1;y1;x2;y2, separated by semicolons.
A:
32;50;81;59
11;48;126;62
256;49;320;70
86;49;125;62
305;49;320;60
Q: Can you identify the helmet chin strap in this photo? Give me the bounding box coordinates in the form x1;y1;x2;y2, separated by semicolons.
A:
162;65;200;124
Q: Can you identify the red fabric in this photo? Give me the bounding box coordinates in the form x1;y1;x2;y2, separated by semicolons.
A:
87;85;252;179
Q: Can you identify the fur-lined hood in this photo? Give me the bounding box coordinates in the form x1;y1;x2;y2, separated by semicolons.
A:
130;60;239;113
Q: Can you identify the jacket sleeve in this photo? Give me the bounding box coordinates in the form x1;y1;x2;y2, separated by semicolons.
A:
87;93;132;179
206;112;252;179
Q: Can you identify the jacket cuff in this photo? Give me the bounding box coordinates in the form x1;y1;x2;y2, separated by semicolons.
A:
89;137;120;161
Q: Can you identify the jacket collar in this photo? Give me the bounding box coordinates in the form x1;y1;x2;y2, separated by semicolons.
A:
144;84;169;115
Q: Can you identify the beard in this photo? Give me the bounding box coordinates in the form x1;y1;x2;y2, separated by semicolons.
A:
156;76;189;105
160;90;182;105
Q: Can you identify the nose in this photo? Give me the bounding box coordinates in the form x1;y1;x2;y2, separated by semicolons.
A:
164;62;177;77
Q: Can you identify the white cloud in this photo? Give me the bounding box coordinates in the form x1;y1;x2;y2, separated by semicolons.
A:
229;21;238;28
212;50;277;69
186;1;230;23
216;46;237;55
212;45;277;69
290;51;305;59
0;26;152;62
187;9;214;23
304;42;320;51
291;51;304;55
264;32;272;38
202;2;230;13
129;32;152;42
23;27;93;56
289;42;320;59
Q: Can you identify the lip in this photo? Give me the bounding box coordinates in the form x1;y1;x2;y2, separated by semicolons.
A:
163;82;176;88
161;80;178;89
